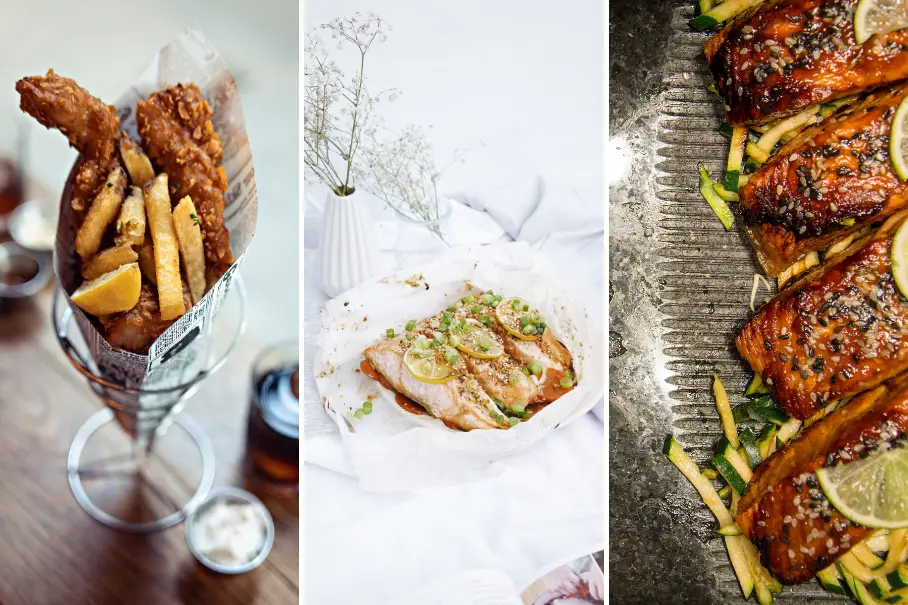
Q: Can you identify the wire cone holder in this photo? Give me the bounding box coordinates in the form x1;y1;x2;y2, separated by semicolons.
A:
52;275;247;533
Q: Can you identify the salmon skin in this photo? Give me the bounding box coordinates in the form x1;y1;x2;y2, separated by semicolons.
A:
740;85;908;276
705;0;908;126
737;211;908;420
736;379;908;584
362;291;574;431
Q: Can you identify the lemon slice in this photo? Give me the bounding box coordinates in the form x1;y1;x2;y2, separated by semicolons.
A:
816;445;908;529
455;319;504;359
854;0;908;45
890;94;908;181
495;297;544;341
71;263;141;316
403;346;461;384
892;216;908;298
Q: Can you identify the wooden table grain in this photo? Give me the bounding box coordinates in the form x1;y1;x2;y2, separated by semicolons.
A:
0;288;299;605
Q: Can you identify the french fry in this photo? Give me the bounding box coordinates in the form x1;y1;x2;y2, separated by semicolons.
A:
82;243;139;281
172;196;206;305
115;186;146;247
137;239;157;285
74;167;126;261
145;174;184;320
119;137;155;187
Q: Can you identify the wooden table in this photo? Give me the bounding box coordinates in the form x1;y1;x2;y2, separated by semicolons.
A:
0;288;299;605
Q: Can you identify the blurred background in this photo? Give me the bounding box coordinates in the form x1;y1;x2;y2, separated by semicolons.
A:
1;0;298;341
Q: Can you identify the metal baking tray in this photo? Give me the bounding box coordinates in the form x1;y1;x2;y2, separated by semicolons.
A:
609;1;846;602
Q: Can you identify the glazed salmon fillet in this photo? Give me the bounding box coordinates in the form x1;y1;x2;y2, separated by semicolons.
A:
705;0;908;126
737;211;908;419
740;85;908;276
737;379;908;583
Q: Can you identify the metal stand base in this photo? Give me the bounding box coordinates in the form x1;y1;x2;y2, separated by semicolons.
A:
67;408;216;533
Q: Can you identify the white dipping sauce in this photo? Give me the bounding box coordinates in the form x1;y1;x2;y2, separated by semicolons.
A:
191;499;268;567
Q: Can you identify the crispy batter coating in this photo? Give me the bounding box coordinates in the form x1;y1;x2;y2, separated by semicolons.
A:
99;281;192;355
136;86;232;267
16;70;121;220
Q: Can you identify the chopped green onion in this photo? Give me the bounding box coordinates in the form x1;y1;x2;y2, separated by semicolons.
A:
443;348;460;364
565;369;574;380
442;312;451;324
479;314;492;327
509;373;520;385
415;335;430;349
363;401;373;414
507;417;519;428
429;319;440;329
522;304;529;312
462;295;475;304
386;328;395;337
493;295;502;304
494;399;505;410
481;294;494;305
512;402;526;413
446;306;456;312
434;331;445;344
354;409;365;419
559;377;573;388
520;315;530;327
405;320;416;331
406;332;416;341
522;366;531;376
528;362;542;376
523;324;537;335
512;299;521;311
471;305;481;314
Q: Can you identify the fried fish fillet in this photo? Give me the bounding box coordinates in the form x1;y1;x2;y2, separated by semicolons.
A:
737;379;908;583
99;281;191;355
740;86;908;276
136;86;232;270
16;70;121;221
737;211;908;419
705;0;908;126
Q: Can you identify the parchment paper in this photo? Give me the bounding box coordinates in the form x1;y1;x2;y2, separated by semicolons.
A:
314;243;604;492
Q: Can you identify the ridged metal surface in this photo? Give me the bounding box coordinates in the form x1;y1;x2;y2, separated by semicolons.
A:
609;2;851;603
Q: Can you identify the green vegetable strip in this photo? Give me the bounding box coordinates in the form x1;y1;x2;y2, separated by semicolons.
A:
746;141;771;164
756;105;819;153
840;552;877;584
852;543;885;570
725;535;756;599
719;522;744;536
775;417;802;445
698;163;735;230
714;373;739;448
713;454;748;495
739;428;762;468
663;436;735;526
713;183;739;202
818;565;846;595
699;0;716;14
725;126;747;192
689;0;763;30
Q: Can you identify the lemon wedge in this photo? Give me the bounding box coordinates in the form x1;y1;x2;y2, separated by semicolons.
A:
71;263;141;316
495;297;544;341
854;0;908;45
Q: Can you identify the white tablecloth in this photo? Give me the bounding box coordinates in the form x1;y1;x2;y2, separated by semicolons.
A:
303;179;603;604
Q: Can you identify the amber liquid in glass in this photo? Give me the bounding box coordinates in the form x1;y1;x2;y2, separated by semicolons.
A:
246;365;299;489
0;159;23;219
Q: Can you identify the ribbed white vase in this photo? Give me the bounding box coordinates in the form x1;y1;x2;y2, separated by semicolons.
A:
318;189;382;298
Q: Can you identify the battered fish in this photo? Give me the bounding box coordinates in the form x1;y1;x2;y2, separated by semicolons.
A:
136;86;232;269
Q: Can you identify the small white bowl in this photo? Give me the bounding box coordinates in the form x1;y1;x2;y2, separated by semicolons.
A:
184;487;275;575
0;241;52;299
8;198;58;253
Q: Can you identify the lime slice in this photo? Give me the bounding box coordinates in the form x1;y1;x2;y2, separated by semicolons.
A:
854;0;908;45
891;217;908;298
816;445;908;529
454;319;504;359
890;94;908;181
495;297;544;341
403;346;461;384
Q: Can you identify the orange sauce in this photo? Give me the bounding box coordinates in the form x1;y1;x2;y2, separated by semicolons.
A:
540;369;574;402
360;359;428;416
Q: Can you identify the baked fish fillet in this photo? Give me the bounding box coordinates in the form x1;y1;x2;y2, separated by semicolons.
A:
740;85;908;276
737;379;908;583
705;0;908;126
737;211;908;419
363;335;506;430
362;292;574;430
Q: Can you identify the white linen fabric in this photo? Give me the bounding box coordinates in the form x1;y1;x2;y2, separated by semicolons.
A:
303;177;603;604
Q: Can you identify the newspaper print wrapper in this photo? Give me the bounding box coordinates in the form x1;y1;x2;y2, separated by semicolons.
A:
53;29;257;435
314;243;605;492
